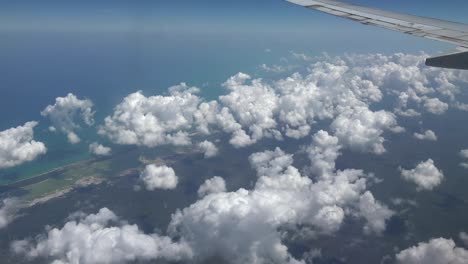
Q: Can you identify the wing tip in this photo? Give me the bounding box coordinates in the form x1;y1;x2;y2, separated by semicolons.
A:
426;50;468;70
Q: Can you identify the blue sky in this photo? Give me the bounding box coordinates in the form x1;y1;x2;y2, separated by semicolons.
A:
2;0;467;33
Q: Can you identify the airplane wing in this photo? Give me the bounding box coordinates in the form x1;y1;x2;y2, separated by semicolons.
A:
286;0;468;70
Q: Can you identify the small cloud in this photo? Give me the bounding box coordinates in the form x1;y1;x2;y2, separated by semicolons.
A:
413;130;437;141
197;176;226;198
197;141;218;158
400;159;444;191
0;198;19;229
139;165;178;190
459;149;468;169
89;142;112;156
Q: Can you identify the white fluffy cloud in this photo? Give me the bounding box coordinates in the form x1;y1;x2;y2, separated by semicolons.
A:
12;208;193;264
219;73;281;147
400;159;444;191
331;107;400;154
197;176;226;197
89;142;112;156
99;85;207;147
0;198;19;229
423;97;449;115
139;165;178;190
169;139;392;263
0;122;47;169
197;140;218;158
41;93;94;144
100;53;468;153
414;130;438;141
306;130;342;178
396;238;468;264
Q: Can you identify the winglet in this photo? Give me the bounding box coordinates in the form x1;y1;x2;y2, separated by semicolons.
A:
426;48;468;70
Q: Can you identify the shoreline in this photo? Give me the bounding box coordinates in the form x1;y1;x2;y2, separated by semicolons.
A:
0;156;108;189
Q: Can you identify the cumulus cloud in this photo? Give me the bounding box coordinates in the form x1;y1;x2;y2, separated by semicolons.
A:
197;176;226;197
89;142;112;156
396;238;468;264
217;65;398;152
101;53;468;153
306;130;342;178
330;107;400;154
0;121;47;169
197;140;218;158
358;191;394;235
139;165;178;190
423;97;449;115
400;159;444;191
0;198;19;229
413;130;438;141
99;85;209;147
41;93;94;144
219;73;281;147
12;208;193;264
459;149;468;169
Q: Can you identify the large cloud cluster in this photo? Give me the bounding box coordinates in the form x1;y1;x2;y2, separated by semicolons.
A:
400;159;444;191
396;238;468;264
101;55;411;153
342;53;468;117
168;131;393;263
14;131;393;264
0;122;47;169
100;53;468;153
41;93;95;144
12;208;193;264
217;66;400;152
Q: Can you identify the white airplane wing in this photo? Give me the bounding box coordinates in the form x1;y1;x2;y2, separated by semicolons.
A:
286;0;468;70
